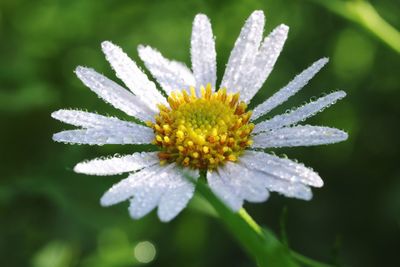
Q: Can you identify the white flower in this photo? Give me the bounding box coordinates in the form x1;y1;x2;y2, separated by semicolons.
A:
52;10;348;222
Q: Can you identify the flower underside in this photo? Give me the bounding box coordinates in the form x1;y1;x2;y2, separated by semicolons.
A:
149;84;254;170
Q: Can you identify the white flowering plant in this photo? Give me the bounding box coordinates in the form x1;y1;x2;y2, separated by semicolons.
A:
52;10;347;267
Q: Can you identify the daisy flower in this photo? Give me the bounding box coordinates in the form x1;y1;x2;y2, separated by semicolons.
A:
52;10;348;222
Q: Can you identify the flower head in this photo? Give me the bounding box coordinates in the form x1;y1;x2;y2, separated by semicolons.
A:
52;10;348;222
150;85;254;169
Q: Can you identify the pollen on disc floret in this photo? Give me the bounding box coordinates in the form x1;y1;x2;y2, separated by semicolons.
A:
148;84;254;170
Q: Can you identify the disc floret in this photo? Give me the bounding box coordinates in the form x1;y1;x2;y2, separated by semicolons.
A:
148;84;254;170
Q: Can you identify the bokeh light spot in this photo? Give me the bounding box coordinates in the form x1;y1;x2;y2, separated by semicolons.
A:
134;241;156;263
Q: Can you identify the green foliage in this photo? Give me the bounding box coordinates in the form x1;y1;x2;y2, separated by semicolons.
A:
308;0;400;53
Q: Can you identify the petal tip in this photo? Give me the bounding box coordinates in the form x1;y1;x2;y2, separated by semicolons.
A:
278;23;289;32
100;194;113;207
52;132;62;142
73;162;84;173
247;10;265;25
101;40;113;48
337;90;347;98
194;13;208;21
74;65;88;75
304;194;313;201
128;205;148;220
314;178;324;188
51;110;61;119
137;44;148;53
319;57;330;65
340;130;349;141
157;210;175;223
251;10;264;18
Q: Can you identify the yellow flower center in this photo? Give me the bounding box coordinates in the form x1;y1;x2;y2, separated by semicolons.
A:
148;84;254;170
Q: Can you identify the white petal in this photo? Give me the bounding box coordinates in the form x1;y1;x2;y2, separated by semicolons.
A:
101;164;172;206
233;161;312;200
221;162;269;203
252;125;348;148
157;168;198;222
241;151;323;187
157;184;194;222
254;91;346;133
260;174;312;200
101;41;167;110
128;165;197;220
53;124;153;145
138;45;196;95
191;14;217;92
220;10;265;96
207;170;243;211
224;161;310;201
75;67;154;121
73;152;159;176
102;164;197;220
128;184;164;219
51;109;141;129
252;58;329;120
241;24;289;102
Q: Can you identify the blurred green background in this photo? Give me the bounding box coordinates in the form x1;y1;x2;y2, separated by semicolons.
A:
1;0;399;266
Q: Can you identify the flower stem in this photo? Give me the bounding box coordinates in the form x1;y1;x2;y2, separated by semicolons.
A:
307;0;400;54
239;208;334;267
192;177;335;267
194;178;298;267
238;208;263;235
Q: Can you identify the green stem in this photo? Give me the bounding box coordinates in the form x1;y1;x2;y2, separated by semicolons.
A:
194;178;297;267
308;0;400;54
194;179;270;265
192;176;334;267
239;208;335;267
238;208;263;235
